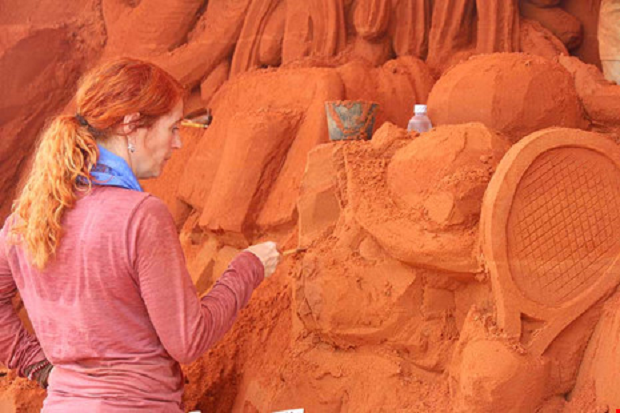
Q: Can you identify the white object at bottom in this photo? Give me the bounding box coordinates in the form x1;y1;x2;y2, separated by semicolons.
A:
602;60;620;84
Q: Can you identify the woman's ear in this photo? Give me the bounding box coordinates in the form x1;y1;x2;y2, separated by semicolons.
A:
121;112;141;135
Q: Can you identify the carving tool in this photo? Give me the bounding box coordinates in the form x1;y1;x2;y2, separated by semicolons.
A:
281;248;307;257
181;108;213;129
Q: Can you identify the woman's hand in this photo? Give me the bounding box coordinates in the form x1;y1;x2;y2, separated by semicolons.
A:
245;241;281;277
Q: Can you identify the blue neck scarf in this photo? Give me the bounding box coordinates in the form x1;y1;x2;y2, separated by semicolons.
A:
90;144;143;192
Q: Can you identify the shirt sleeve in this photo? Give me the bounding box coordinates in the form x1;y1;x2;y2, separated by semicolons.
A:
0;219;46;376
128;196;264;364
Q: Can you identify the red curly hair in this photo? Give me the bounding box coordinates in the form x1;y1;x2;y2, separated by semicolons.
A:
10;58;185;270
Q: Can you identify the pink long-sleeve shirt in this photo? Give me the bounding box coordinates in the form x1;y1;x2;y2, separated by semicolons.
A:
0;186;264;412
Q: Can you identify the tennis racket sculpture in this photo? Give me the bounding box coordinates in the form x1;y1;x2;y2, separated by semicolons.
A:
480;128;620;355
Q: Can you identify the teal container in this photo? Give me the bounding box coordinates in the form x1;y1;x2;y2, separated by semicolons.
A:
325;100;379;141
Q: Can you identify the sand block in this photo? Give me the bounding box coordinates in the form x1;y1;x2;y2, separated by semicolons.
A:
353;0;391;40
520;18;568;60
520;3;583;50
104;0;204;56
296;252;420;346
573;293;620;410
391;0;431;59
388;123;510;228
341;35;394;67
152;0;251;89
427;0;519;70
200;60;230;105
582;90;620;128
199;109;302;236
213;246;241;281
358;235;388;261
475;0;520;54
558;55;612;95
230;0;280;76
543;303;603;395
258;1;285;66
179;68;345;231
255;71;345;230
558;55;620;128
297;144;343;248
427;0;476;70
422;288;455;320
427;53;587;141
298;189;340;247
282;0;346;63
346;122;510;273
450;309;548;413
370;121;410;152
187;237;218;295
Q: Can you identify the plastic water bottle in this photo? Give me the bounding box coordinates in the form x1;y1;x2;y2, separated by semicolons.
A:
407;104;433;133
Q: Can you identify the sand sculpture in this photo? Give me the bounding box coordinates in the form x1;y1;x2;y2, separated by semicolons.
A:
3;0;620;412
481;128;620;355
558;54;620;136
0;0;592;215
427;0;520;71
426;53;588;141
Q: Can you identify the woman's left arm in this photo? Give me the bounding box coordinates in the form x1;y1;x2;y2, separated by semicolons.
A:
0;221;47;378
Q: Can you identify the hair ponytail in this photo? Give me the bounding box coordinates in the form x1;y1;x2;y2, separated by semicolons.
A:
8;58;184;270
10;116;99;270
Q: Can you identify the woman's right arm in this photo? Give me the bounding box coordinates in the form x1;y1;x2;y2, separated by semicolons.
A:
128;196;269;364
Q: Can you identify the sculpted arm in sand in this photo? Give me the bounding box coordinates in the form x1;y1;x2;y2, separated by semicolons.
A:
0;58;280;412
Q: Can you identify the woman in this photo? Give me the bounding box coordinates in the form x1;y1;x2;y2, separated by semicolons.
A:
0;58;280;412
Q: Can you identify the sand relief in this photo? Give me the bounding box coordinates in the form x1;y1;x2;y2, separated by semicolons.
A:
290;125;620;411
0;0;596;218
4;0;620;412
446;128;620;412
426;53;588;141
481;128;620;355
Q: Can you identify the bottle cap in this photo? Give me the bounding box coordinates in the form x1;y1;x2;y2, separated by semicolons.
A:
414;104;427;114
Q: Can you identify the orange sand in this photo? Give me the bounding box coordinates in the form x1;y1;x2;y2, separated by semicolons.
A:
2;0;620;412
